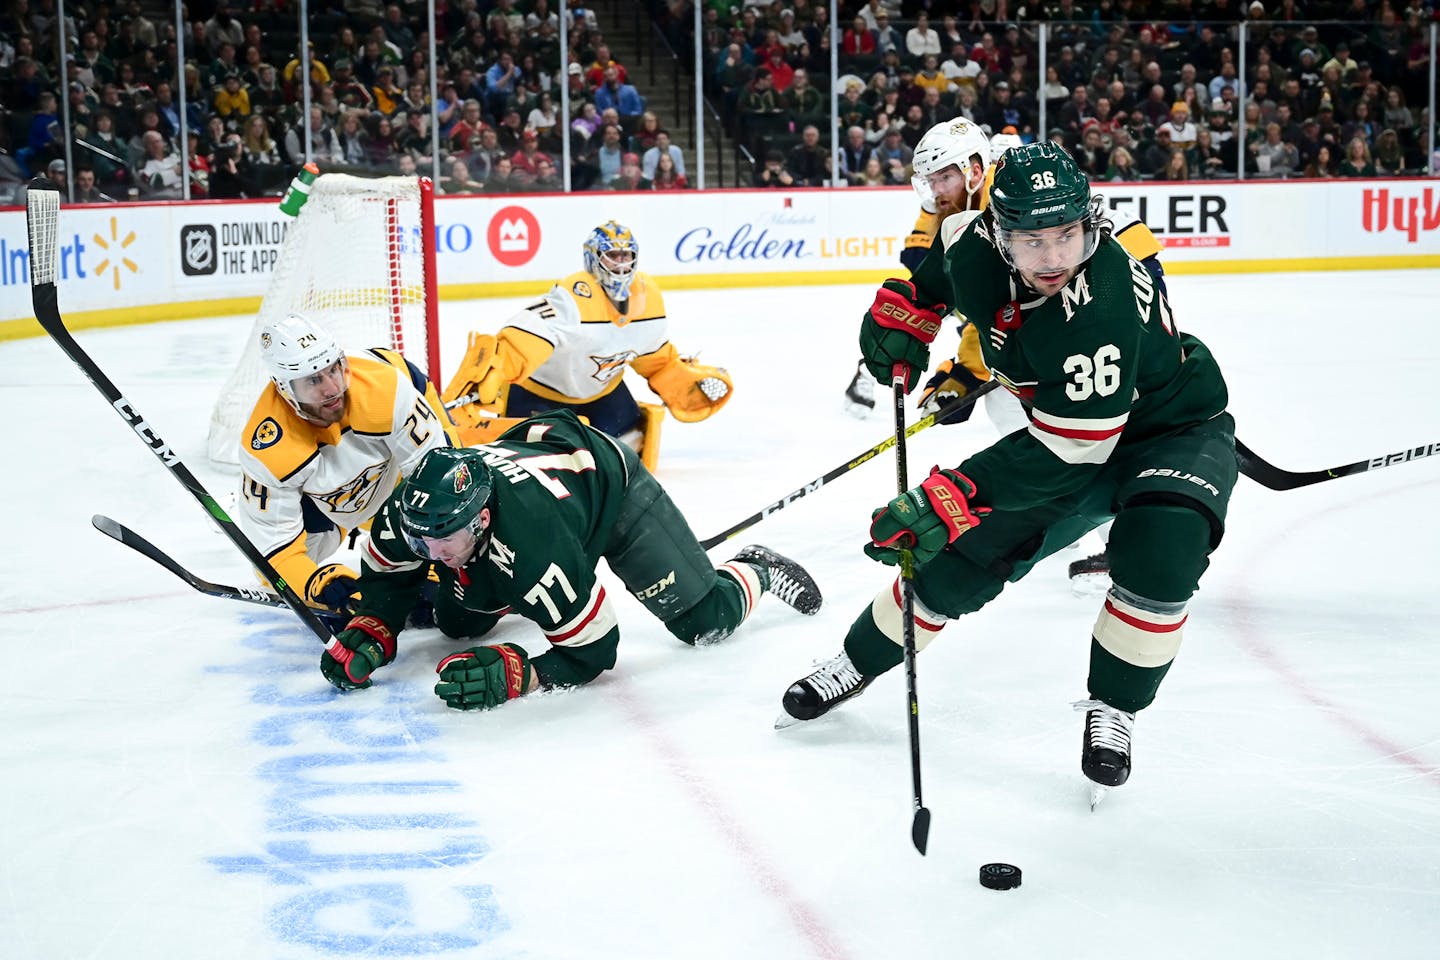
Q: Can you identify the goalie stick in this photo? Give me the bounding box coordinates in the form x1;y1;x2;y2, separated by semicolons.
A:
700;379;999;549
24;180;348;660
1236;438;1440;491
91;515;348;631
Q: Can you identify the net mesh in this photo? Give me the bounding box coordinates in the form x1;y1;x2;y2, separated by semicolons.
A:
206;174;431;463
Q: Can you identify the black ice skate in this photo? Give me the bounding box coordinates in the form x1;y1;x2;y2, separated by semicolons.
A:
1067;549;1111;597
1074;698;1135;809
843;361;876;416
733;545;823;616
776;651;874;729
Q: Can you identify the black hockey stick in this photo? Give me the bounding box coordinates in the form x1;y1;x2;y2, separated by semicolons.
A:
24;180;347;659
91;515;348;630
890;365;931;856
1237;438;1440;491
700;379;999;550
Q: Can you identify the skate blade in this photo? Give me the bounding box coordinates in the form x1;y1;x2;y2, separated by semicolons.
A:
774;712;807;730
1069;573;1111;599
1089;784;1108;810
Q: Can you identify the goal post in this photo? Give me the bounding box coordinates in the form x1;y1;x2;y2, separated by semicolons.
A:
206;173;439;464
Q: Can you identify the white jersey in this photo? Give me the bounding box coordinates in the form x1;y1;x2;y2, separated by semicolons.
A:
235;351;449;592
503;270;671;404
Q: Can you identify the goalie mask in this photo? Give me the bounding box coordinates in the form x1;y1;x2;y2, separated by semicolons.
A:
987;141;1104;279
259;313;349;419
398;448;495;566
910;118;991;213
583;220;639;304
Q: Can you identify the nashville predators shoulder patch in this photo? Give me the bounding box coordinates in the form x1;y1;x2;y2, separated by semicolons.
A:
251;417;282;450
572;280;593;298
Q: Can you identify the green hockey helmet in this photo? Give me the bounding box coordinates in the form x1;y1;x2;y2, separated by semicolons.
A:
987;142;1104;273
398;448;495;557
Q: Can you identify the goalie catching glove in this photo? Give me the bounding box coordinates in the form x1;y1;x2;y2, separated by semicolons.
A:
646;355;733;423
320;615;397;690
434;643;536;710
866;467;989;567
859;279;946;392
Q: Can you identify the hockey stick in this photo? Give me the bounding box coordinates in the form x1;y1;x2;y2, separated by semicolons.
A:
1236;437;1440;491
700;379;999;550
24;180;347;659
891;365;931;856
91;515;348;630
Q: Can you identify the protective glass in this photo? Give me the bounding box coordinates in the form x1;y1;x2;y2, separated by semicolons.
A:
288;358;350;406
910;163;982;210
995;220;1099;275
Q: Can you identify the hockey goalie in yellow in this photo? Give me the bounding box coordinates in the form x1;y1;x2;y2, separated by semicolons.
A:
442;220;732;470
235;314;457;615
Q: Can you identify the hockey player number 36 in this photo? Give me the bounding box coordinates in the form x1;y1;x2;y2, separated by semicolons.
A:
1062;344;1122;401
1030;170;1058;189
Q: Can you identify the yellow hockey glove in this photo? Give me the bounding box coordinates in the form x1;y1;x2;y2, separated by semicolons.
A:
442;332;507;408
647;356;733;423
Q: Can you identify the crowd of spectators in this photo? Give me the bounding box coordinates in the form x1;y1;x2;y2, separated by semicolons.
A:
3;1;1436;203
678;0;1437;187
0;0;687;203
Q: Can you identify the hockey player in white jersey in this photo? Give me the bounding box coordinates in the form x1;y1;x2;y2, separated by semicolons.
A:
235;313;458;615
442;220;733;470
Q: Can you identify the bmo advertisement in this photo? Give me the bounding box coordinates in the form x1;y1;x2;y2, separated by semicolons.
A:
1;179;1437;329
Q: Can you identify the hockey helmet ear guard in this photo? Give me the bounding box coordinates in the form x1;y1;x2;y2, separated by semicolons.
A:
583;220;639;303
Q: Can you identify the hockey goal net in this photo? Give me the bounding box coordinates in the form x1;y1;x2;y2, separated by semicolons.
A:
206;173;439;463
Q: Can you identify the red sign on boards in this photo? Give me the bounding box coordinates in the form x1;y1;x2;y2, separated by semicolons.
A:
488;206;541;266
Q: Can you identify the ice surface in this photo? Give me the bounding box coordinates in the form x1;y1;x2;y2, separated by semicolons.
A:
3;271;1438;959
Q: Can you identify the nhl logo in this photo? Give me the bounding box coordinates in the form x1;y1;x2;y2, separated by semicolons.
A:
179;224;217;276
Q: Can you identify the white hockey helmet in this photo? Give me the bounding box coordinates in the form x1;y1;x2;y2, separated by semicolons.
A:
259;313;347;414
911;118;991;210
989;130;1025;158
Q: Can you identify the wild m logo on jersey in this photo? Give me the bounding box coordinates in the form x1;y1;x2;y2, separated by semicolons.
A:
1060;275;1092;321
314;462;388;514
590;350;636;383
487;536;515;577
251;417;282;450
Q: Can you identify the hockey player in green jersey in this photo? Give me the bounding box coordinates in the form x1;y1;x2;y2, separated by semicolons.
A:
781;142;1237;805
319;409;823;709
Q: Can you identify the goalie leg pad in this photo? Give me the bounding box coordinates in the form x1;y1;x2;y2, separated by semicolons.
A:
442;332;508;411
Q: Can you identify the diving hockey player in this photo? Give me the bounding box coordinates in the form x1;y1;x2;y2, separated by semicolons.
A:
442;221;732;471
235;313;458;616
318;410;822;703
786;143;1237;807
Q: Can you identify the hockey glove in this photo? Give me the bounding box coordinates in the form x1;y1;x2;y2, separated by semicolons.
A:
647;356;734;423
433;643;535;711
865;467;989;567
442;332;506;408
306;563;362;616
859;279;946;392
917;359;987;425
320;615;397;691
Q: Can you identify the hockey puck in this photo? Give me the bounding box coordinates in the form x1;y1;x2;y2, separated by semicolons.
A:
978;863;1022;890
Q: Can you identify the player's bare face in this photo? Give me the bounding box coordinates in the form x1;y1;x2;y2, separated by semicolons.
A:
291;360;349;425
1008;222;1086;296
924;161;984;214
423;528;479;568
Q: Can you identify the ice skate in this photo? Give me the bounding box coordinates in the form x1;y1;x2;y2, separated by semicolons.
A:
1074;698;1134;809
843;361;876;418
732;545;822;616
1068;549;1111;598
776;651;873;728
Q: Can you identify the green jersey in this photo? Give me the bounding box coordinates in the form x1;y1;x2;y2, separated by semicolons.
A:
910;215;1230;511
356;411;633;685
